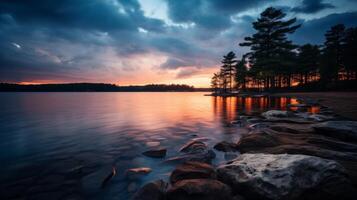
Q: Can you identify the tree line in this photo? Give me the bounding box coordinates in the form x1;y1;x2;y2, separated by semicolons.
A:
211;7;357;93
0;83;195;92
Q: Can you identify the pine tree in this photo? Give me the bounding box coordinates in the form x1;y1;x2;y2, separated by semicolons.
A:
321;24;345;84
297;44;321;84
342;27;357;80
235;55;248;91
221;51;237;92
240;7;300;89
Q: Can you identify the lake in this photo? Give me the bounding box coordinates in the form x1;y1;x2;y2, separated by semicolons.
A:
0;92;316;199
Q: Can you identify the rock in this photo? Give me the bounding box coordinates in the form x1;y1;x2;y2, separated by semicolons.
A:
312;121;357;141
246;118;263;124
179;141;207;154
132;180;167;200
143;149;167;158
217;153;356;200
214;141;238;152
166;140;216;164
126;167;152;180
166;179;232;200
261;110;292;119
262;110;314;124
170;162;216;184
295;112;335;122
236;128;357;185
269;123;315;134
248;122;270;130
165;150;216;164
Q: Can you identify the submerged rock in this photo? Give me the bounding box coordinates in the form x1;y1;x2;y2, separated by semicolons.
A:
170;162;216;184
179;141;207;154
143;148;167;158
166;140;216;164
217;153;356;200
126;167;152;180
214;141;238;152
312;121;357;141
166;179;232;200
132;179;167;200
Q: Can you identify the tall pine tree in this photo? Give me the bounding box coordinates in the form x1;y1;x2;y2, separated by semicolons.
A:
240;7;300;89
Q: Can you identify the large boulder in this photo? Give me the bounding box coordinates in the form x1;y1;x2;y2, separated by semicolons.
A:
217;153;356;200
132;180;167;200
214;141;238;152
236;129;357;185
166;179;232;200
170;162;216;184
312;121;357;141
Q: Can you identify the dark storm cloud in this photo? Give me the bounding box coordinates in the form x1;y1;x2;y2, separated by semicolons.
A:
292;12;357;44
165;0;276;30
0;0;165;32
292;0;335;13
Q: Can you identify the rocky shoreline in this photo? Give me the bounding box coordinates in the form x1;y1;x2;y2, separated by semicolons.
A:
130;98;357;200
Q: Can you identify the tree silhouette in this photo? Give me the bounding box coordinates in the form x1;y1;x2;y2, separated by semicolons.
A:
221;51;237;92
297;44;321;85
240;7;301;89
321;24;345;83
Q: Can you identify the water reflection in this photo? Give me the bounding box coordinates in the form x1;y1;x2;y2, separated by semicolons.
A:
212;96;320;125
0;93;320;200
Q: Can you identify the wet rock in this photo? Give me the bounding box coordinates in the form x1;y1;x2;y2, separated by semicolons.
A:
166;179;232;200
312;121;357;141
165;150;216;164
179;141;207;154
246;118;263;124
269;123;315;134
81;166;116;193
214;141;238;152
236;128;357;185
126;167;152;180
262;110;315;124
217;153;356;200
247;122;270;130
170;162;216;184
295;112;335;122
261;110;292;119
132;180;167;200
165;140;216;164
143;148;167;158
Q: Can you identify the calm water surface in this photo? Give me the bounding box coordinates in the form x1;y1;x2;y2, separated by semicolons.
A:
0;92;314;199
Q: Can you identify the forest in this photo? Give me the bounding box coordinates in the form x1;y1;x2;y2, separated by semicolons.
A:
211;7;357;93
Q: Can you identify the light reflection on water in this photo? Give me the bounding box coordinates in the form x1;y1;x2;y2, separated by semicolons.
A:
0;92;318;199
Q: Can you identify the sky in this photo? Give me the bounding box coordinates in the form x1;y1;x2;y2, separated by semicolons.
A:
0;0;357;87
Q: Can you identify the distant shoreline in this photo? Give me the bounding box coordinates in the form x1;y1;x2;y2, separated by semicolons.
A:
0;83;211;92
